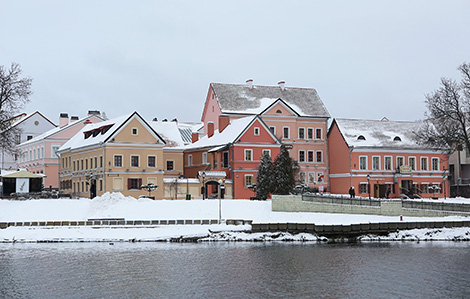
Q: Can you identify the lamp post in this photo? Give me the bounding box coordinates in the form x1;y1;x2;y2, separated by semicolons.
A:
367;174;371;200
201;171;206;200
218;179;224;224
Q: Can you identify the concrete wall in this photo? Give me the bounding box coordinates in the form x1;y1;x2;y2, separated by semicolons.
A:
272;195;470;217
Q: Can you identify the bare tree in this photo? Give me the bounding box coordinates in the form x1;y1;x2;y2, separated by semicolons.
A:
416;62;470;154
0;63;33;154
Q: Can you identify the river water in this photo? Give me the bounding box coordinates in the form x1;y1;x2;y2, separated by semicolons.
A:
0;242;469;299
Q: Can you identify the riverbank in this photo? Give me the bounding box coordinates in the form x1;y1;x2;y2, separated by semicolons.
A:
1;192;469;243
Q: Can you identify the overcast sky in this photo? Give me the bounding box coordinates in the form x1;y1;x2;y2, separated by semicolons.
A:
2;1;470;125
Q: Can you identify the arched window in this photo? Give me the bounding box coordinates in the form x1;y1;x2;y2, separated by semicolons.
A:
393;136;402;142
276;109;282;114
357;135;366;141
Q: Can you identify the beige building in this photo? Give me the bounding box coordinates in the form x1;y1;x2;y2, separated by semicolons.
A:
58;112;168;198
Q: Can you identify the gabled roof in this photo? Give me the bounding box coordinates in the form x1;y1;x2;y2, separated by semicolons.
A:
59;112;165;152
185;115;280;151
332;118;425;149
19;114;105;146
1;111;56;132
210;82;330;118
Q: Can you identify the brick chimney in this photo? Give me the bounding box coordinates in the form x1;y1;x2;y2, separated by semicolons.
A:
59;113;69;127
278;81;285;91
246;79;253;88
192;132;199;143
88;110;101;117
207;122;214;138
218;115;230;133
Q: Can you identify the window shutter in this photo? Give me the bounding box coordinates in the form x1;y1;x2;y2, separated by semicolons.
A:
128;178;132;190
138;178;142;188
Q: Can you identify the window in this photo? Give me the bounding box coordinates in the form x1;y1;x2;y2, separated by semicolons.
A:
100;156;103;167
308;151;314;162
269;126;276;134
73;161;76;171
27;135;33;141
114;155;123;167
202;152;207;164
33;148;36;160
359;156;367;170
299;172;306;183
421;183;429;194
384;156;392;171
99;179;103;191
316;151;323;163
52;146;60;158
421;157;428;171
397;156;404;168
298;128;305;139
128;178;142;190
94;157;97;169
359;183;368;194
131;155;139;167
85;159;88;170
15;134;21;144
132;128;138;135
372;156;380;170
432;158;439;171
245;149;253;161
409;157;416;171
315;128;322;140
81;159;83;170
357;135;366;141
245;174;254;187
148;156;156;167
262;149;271;157
254;127;260;136
222;151;229;168
308;172;315;184
317;172;324;183
166;160;174;171
188;154;193;166
307;128;313;140
393;136;402;142
299;150;305;162
283;127;290;139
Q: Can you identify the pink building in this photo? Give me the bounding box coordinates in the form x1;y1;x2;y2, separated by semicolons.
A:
201;80;330;192
17;112;104;190
328;118;449;198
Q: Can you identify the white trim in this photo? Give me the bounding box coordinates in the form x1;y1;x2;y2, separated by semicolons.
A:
359;156;368;170
372;156;381;170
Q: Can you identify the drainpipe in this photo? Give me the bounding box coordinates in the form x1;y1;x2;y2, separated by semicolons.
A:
230;143;235;199
101;142;106;194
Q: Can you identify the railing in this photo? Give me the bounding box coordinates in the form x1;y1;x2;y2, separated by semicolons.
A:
302;194;381;207
402;200;470;213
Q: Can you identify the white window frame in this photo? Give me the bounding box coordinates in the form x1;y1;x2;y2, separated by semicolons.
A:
245;149;253;161
130;155;140;167
114;155;123;168
308;172;316;184
269;126;276;135
298;127;305;139
316;150;323;163
317;172;324;183
262;149;271;158
372;156;380;170
188;154;193;166
421;157;428;171
254;127;260;136
299;150;305;162
307;128;314;140
315;128;323;140
147;155;157;168
131;127;138;135
51;144;61;158
202;152;207;164
244;174;254;187
359;156;367;170
307;150;314;162
299;172;306;183
397;156;404;168
384;156;392;171
409;156;416;171
432;157;439;171
282;126;290;139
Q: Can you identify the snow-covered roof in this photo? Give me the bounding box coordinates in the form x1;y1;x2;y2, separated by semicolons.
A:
19;114;104;146
211;83;330;118
184;116;256;150
1;111;56;132
334;118;425;149
150;121;186;147
198;171;227;178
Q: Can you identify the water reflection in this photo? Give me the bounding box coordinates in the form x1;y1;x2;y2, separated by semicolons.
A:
0;242;469;298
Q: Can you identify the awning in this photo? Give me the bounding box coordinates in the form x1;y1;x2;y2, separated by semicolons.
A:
2;170;44;178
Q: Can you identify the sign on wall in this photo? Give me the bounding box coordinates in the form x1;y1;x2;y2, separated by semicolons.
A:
16;178;29;193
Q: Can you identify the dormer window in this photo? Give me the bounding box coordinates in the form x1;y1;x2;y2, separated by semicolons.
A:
357;135;366;141
393;136;402;142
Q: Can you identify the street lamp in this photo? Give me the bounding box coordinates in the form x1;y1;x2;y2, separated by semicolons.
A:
201;171;206;200
218;179;224;224
367;174;371;200
141;183;158;199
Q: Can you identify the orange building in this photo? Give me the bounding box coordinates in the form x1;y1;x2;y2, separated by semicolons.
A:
328;118;449;199
201;80;330;192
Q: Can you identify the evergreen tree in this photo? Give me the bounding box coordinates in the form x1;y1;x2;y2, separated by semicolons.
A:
256;152;274;200
273;145;299;195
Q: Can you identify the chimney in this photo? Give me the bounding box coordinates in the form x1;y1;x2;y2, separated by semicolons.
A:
192;132;199;143
70;116;79;122
218;115;230;133
207;122;214;138
59;113;69;127
246;79;253;89
83;119;92;126
278;81;285;91
88;110;101;117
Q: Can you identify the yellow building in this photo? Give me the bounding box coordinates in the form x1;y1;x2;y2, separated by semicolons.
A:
58;112;168;198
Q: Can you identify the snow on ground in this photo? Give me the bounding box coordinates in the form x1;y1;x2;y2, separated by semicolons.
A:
0;192;469;243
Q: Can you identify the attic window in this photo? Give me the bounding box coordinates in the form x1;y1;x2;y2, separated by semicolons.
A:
84;131;93;139
276;110;282;114
357;135;366;141
101;124;113;135
393;136;402;142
